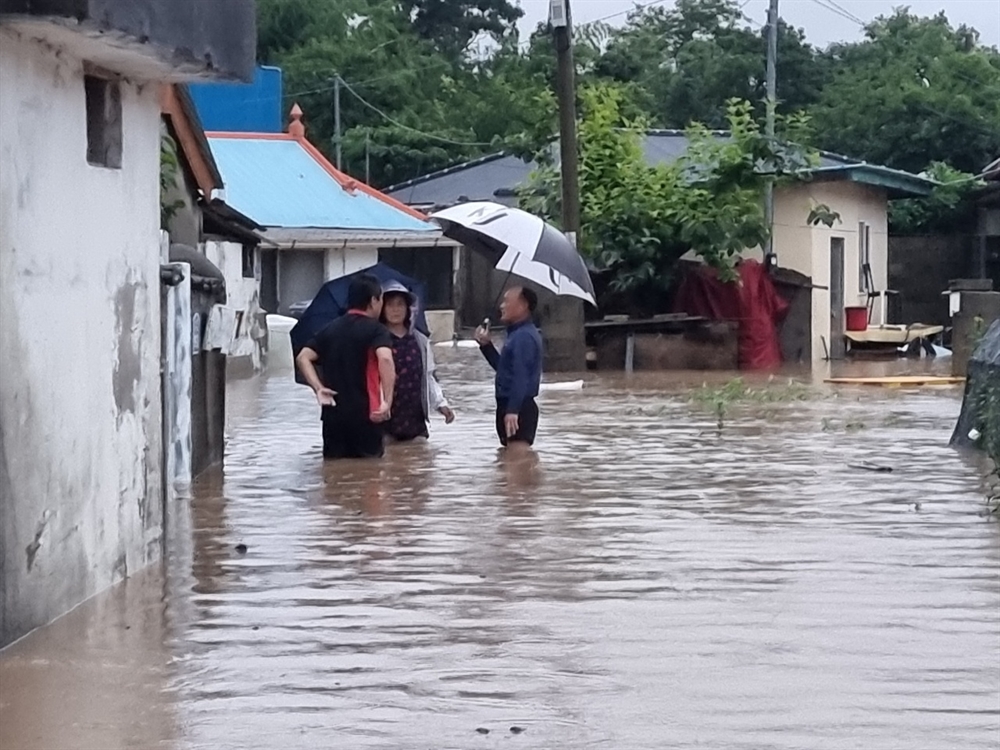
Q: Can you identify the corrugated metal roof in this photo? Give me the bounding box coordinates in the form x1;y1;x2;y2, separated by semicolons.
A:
207;134;437;233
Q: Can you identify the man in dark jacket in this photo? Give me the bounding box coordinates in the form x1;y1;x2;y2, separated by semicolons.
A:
474;286;544;447
296;274;396;459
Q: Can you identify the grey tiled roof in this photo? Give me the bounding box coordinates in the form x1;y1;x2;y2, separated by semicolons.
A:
386;130;860;208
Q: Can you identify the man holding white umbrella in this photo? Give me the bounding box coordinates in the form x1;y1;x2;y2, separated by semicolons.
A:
430;200;595;448
474;286;544;449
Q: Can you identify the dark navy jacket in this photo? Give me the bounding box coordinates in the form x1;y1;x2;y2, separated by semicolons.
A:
480;320;543;413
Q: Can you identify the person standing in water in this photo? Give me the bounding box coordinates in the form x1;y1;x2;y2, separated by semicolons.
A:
296;274;395;459
474;286;543;448
378;280;455;442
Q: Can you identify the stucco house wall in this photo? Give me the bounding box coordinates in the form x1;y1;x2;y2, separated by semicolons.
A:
0;29;164;645
202;239;266;375
773;181;890;361
0;0;254;646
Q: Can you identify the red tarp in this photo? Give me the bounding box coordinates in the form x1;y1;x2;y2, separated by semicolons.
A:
673;259;790;370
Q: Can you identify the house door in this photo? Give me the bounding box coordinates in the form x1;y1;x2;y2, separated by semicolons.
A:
829;237;846;360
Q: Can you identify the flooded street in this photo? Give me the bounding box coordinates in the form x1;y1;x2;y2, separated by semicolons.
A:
2;350;999;749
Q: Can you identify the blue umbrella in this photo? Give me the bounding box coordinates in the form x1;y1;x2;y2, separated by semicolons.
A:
290;263;430;383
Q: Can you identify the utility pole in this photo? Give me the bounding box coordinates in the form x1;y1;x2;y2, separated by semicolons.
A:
547;0;585;372
552;0;580;245
333;75;342;170
764;0;779;262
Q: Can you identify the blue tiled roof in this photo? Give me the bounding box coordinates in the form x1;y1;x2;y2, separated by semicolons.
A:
207;135;436;233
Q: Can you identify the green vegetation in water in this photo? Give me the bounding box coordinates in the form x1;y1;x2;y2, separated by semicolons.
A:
690;377;814;430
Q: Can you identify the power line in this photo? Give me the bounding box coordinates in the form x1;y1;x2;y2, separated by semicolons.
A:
583;0;670;27
820;0;866;26
801;0;1000;96
336;76;494;147
807;0;864;26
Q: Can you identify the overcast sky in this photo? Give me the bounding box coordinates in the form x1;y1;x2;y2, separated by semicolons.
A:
515;0;1000;49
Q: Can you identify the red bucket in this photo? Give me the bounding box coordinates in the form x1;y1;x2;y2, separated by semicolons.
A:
845;306;868;332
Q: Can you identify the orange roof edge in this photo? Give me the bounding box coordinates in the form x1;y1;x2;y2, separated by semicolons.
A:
161;84;223;197
295;137;431;222
205;131;296;140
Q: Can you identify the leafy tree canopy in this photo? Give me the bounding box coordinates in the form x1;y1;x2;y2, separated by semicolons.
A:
519;84;814;312
254;0;1000;238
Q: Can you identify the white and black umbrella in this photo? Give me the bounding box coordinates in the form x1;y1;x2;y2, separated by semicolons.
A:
430;201;596;305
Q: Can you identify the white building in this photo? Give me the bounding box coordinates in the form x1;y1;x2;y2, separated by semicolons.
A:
206;107;462;342
0;1;256;647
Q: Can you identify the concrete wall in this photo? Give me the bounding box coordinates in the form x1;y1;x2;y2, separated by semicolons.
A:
268;245;380;314
325;246;379;279
0;0;256;83
590;323;739;371
979;205;1000;238
773;181;889;361
203;240;265;375
0;29;164;646
889;235;976;327
278;249;324;313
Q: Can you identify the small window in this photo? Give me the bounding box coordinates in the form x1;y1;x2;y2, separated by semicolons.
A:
85;75;122;168
242;245;257;279
858;221;871;292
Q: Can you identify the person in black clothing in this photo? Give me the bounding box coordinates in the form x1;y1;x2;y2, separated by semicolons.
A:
474;286;544;448
296;274;396;459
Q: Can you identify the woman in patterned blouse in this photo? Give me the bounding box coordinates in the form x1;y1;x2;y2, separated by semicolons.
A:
379;281;455;441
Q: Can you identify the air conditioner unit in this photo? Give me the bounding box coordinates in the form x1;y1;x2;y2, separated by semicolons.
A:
549;0;568;28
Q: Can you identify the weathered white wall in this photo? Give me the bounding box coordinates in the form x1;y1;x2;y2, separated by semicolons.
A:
325;246;379;279
203;240;265;374
0;29;164;646
773;181;890;361
162;262;192;487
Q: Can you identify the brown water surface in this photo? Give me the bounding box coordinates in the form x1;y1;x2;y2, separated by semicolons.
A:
2;350;999;749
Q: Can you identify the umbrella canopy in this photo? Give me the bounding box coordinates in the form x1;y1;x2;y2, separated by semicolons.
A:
290;262;429;355
431;201;596;305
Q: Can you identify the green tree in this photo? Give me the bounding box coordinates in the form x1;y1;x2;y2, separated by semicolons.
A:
254;0;552;187
889;162;983;234
256;0;361;63
520;84;813;312
400;0;523;63
810;9;1000;174
594;0;828;128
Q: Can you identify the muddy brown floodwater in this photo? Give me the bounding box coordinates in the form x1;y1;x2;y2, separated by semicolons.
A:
2;350;999;749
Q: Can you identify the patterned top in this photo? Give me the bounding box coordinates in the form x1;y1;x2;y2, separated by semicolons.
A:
385;332;428;441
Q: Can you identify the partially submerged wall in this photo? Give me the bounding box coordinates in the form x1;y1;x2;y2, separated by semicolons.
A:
203;240;265;376
889;235;976;327
0;30;164;646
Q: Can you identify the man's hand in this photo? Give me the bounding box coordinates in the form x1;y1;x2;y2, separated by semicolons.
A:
439;406;456;424
371;400;392;424
474;325;492;347
504;413;519;439
315;387;337;407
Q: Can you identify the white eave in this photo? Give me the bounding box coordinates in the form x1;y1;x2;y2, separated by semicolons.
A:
260;227;461;250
